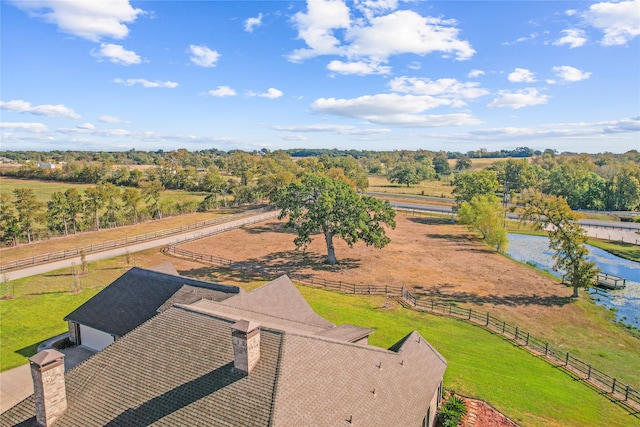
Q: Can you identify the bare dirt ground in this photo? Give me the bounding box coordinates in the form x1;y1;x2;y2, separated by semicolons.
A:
178;214;577;336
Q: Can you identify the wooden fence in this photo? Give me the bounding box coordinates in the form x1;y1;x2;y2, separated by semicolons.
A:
0;207;275;274
165;241;639;412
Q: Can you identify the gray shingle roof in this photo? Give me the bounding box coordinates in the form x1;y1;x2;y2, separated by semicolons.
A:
1;275;446;426
1;304;445;427
64;266;239;337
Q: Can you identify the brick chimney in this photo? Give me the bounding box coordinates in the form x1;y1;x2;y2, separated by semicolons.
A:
30;349;67;427
231;320;260;374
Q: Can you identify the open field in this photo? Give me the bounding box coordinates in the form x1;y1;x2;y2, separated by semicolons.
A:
1;249;637;426
367;174;455;198
177;215;640;386
302;288;638;427
0;177;204;206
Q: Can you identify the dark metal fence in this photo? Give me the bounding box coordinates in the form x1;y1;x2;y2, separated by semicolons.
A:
0;207;275;274
165;242;639;411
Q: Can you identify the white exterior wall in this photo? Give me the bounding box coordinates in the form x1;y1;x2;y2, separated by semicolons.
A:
79;325;114;351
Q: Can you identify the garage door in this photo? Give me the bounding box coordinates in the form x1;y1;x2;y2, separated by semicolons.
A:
80;325;114;351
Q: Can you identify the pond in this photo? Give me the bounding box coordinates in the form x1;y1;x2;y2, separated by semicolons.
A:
506;233;640;328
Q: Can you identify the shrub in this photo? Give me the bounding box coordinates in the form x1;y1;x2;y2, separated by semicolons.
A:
437;394;467;427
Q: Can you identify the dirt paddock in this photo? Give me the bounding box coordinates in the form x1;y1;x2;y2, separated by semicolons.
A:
178;214;578;335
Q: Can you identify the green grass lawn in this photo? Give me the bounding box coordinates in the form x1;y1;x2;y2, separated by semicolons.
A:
300;287;639;427
0;177;94;201
0;289;101;371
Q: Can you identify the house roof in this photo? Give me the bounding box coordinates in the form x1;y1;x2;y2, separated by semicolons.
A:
64;266;239;337
198;275;375;342
1;303;446;426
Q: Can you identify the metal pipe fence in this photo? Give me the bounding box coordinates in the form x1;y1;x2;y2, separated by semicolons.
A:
164;241;639;411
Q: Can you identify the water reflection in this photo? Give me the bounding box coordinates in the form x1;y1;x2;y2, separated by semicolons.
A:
507;233;640;328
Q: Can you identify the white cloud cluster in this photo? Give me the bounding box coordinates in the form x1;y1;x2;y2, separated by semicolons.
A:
114;78;178;88
12;0;143;42
311;93;483;127
389;77;488;105
508;68;536;83
468;69;485;78
288;0;474;74
551;66;591;83
249;88;283;99
582;0;640;45
487;88;549;109
91;43;141;65
273;123;390;135
327;60;391;75
244;13;263;32
0;99;81;119
553;29;588;48
99;115;122;123
206;86;237;97
0;122;50;133
189;45;220;67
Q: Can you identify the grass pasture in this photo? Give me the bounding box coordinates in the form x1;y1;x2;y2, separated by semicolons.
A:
367;174;455;198
0;177;94;201
301;287;638;427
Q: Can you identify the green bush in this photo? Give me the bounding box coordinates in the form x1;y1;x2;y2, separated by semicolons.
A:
437;395;467;427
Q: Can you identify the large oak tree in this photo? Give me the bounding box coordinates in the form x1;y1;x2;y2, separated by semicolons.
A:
274;174;396;265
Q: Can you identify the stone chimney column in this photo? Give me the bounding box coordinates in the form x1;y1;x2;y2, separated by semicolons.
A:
231;320;260;374
30;349;67;427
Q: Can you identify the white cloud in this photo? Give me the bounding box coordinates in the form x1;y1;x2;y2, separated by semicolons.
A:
345;10;475;61
244;13;263;32
272;123;390;135
553;29;588;48
582;0;640;45
0;122;50;133
389;77;489;103
114;78;178;88
327;60;391;75
12;0;143;42
311;93;483;126
250;88;283;99
289;0;351;61
280;134;309;141
206;86;237;97
551;65;592;83
91;43;141;65
468;69;485;78
407;61;421;70
98;115;121;123
508;68;536;83
603;116;640;132
0;99;81;119
77;122;95;130
502;32;539;46
288;1;474;73
487;88;550;109
565;9;578;17
189;45;220;67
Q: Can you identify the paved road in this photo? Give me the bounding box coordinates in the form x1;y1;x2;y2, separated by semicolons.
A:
392;202;640;244
3;210;279;281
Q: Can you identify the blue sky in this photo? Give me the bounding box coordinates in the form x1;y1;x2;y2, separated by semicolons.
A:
1;0;639;153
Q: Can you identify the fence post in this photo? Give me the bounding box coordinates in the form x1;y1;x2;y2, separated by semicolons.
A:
565;352;569;366
545;342;548;356
625;385;629;401
526;333;529;346
502;321;505;334
515;327;518;340
612;378;616;393
587;365;591;379
449;304;452;315
468;308;472;320
431;300;434;311
486;312;490;326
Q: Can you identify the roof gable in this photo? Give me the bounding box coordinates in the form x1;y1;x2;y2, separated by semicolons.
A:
222;275;334;329
65;267;239;337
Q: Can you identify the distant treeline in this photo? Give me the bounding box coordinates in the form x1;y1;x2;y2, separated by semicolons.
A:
1;146;543;166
